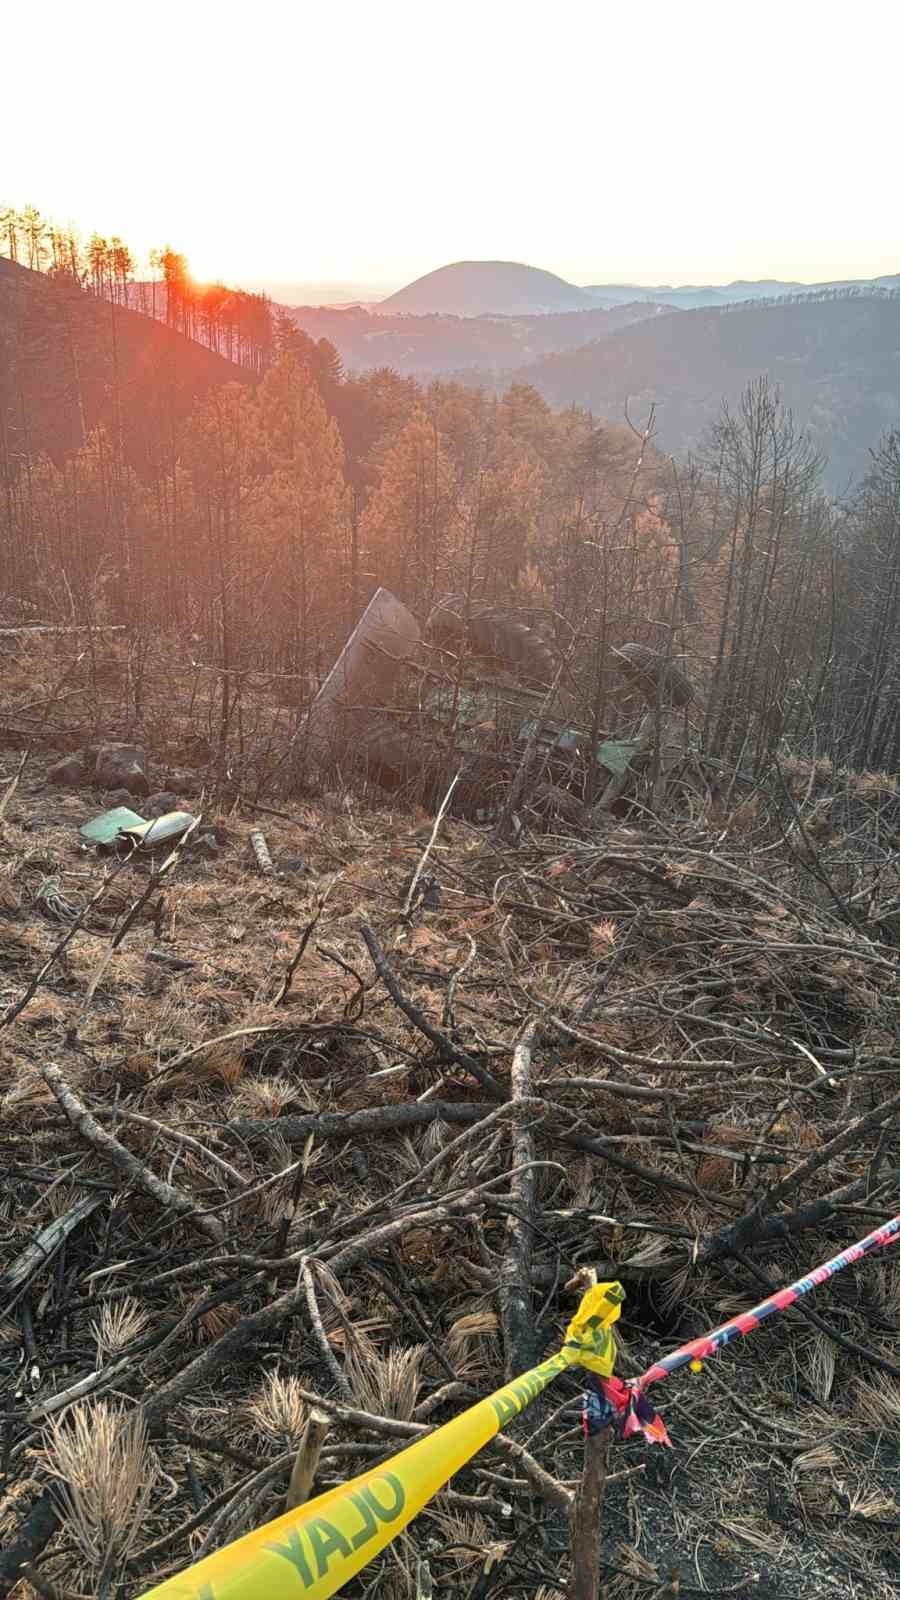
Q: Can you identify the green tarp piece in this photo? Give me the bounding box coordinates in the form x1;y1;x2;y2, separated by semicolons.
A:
597;740;636;776
517;723;637;776
80;807;197;849
80;806;146;844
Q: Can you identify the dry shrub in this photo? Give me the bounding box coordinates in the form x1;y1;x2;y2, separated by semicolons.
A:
726;1516;786;1556
588;917;617;953
12;994;66;1028
845;1486;899;1519
695;1122;746;1191
198;1302;241;1342
233;1074;297;1118
613;1544;659;1585
345;1335;424;1421
446;1310;500;1378
0;875;22;914
0;1062;55;1120
791;1442;842;1474
193;1040;245;1087
803;1331;836;1403
243;1372;307;1445
428;1500;493;1575
420;1115;451;1155
851;1374;900;1430
91;1297;149;1359
43;1401;156;1583
324;1316;389;1353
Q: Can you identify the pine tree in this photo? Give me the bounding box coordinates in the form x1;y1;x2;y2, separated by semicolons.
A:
258;354;349;669
187;383;262;755
360;410;456;611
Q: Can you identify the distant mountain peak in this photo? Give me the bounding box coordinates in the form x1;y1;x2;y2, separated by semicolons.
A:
381;261;594;317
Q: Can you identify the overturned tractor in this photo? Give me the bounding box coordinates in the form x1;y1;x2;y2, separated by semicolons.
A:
295;588;693;821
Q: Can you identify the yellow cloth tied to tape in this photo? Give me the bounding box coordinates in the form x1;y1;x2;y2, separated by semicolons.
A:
140;1281;624;1600
561;1279;624;1375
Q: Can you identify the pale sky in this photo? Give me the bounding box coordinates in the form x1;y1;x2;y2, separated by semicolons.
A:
7;0;899;291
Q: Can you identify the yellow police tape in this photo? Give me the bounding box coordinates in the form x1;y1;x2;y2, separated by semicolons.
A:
140;1281;623;1600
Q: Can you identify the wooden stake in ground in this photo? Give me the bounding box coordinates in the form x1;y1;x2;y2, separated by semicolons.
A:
567;1267;611;1600
249;830;274;876
285;1408;331;1511
498;1021;538;1376
415;1557;433;1600
569;1423;611;1600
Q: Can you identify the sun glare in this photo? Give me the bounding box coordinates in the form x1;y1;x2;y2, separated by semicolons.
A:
6;0;899;288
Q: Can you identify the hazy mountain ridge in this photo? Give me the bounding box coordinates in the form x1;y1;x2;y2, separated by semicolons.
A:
6;243;900;493
478;294;900;487
284;298;670;376
373;258;900;318
584;274;900;309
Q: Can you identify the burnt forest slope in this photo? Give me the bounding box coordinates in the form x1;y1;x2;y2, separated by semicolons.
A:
0;256;250;470
492;293;900;487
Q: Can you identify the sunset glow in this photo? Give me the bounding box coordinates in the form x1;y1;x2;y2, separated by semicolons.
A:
7;0;900;291
3;6;900;1593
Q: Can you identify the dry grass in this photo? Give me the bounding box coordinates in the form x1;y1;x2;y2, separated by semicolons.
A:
1;639;899;1598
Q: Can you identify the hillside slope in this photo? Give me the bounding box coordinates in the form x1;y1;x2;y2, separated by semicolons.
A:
0;257;249;469
381;259;594;316
500;295;900;486
286;299;669;375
